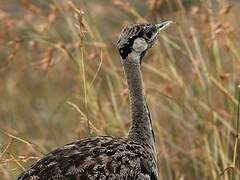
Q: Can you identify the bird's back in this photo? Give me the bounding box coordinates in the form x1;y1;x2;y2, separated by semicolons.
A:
18;136;158;180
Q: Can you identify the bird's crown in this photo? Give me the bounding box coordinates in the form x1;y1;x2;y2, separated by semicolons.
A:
117;21;172;60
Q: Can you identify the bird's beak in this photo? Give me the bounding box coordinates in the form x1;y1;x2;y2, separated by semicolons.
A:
156;21;173;33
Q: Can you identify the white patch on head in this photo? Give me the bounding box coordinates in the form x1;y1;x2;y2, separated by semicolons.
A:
132;38;148;53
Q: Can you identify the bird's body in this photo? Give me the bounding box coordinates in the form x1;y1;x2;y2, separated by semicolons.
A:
19;136;157;180
18;21;172;180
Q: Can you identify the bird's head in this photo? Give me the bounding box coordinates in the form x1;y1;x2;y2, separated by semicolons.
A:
117;21;173;61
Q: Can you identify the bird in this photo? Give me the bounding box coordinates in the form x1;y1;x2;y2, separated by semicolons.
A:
17;21;172;180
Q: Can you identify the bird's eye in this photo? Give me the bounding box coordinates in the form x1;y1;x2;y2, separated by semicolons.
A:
145;31;153;39
158;24;164;28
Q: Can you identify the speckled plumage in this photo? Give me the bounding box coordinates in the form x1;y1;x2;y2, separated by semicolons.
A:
18;137;157;180
18;21;172;180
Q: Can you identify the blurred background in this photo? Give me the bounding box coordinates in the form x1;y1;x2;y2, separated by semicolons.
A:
0;0;240;179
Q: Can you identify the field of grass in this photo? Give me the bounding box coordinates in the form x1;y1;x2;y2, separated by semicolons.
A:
0;0;240;179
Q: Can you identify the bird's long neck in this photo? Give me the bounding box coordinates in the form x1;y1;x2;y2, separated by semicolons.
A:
122;53;155;148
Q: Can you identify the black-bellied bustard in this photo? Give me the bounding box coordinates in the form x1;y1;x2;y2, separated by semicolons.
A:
18;21;172;180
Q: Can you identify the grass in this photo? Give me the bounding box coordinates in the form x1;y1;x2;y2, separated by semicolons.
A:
0;0;239;179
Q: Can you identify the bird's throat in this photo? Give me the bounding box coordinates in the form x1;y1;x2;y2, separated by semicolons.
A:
122;53;154;145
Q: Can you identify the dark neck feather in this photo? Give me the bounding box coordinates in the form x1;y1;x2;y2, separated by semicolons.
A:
122;53;154;145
